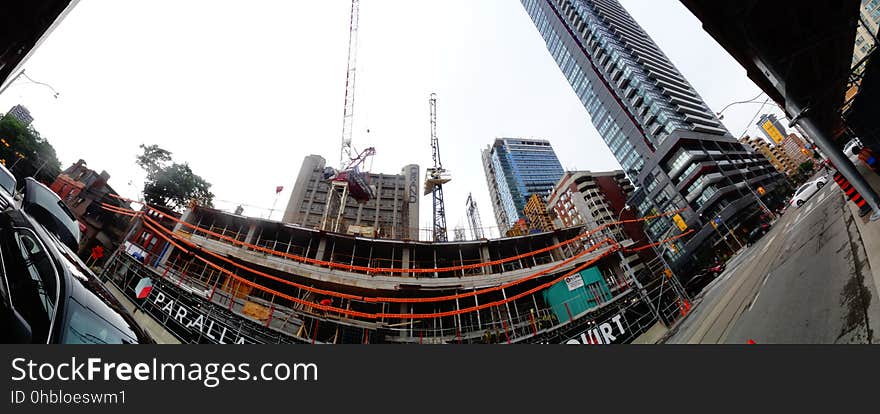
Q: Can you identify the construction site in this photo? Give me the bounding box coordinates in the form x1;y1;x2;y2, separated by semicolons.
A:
100;198;691;344
93;0;694;344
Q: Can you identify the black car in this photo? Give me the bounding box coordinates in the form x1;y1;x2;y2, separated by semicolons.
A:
19;177;82;252
684;261;726;296
745;223;771;247
0;208;153;344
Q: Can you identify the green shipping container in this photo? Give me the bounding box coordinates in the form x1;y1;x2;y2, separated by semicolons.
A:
543;266;612;323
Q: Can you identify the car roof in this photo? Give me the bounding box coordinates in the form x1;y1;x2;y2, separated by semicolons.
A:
22;177;80;250
0;163;15;195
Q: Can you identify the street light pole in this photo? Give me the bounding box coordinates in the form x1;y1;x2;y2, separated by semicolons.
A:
0;70;26;97
0;69;60;98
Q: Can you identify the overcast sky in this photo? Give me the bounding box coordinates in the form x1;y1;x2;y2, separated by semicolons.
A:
0;0;789;239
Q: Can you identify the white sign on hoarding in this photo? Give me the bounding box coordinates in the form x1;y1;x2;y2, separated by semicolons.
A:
564;274;585;291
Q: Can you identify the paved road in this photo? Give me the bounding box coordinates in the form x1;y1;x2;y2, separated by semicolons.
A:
665;175;880;344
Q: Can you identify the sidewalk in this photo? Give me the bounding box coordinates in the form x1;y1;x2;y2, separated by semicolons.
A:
847;162;880;301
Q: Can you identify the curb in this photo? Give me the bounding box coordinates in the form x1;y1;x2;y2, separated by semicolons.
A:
845;197;880;303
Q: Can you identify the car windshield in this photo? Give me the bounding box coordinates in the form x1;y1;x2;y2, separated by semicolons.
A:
0;167;14;195
61;298;138;344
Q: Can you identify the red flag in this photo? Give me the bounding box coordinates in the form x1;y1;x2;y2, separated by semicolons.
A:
275;186;284;194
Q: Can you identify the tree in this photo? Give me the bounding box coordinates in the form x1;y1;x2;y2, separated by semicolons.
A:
0;115;61;185
136;144;214;211
135;144;172;176
793;160;815;183
798;160;814;175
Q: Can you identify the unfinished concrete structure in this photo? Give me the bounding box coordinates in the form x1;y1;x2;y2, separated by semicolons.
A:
103;205;688;344
281;154;420;240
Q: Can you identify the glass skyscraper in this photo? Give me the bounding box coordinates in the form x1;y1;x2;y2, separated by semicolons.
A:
519;0;783;267
482;138;564;233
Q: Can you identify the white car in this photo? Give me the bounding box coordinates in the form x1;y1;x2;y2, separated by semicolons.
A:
790;176;828;208
843;138;863;157
0;162;16;209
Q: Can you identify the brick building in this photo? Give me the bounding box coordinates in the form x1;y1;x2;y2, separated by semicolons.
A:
49;159;130;261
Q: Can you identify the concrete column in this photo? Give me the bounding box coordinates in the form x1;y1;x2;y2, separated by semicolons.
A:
402;246;411;277
480;244;491;275
173;207;194;233
244;223;257;245
314;237;328;262
400;303;410;338
790;102;880;220
549;235;563;262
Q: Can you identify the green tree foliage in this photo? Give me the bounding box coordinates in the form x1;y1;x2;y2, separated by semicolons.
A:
136;144;214;211
798;160;815;175
0;115;62;185
793;160;815;183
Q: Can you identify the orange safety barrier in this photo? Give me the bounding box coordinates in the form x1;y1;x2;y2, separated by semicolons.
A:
625;229;695;253
99;202;139;217
379;252;613;319
102;197;684;274
103;201;692;319
138;209;616;319
141;211;617;304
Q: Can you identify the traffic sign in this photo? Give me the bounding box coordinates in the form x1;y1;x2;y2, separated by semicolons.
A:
672;213;687;231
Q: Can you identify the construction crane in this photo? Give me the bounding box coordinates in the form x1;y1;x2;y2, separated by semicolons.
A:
465;192;484;239
424;93;450;242
321;0;376;233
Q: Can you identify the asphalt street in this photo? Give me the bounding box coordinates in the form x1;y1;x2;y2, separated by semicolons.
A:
664;174;880;344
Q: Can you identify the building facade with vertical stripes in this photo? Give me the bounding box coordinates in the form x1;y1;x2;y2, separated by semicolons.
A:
281;154;420;241
519;0;784;269
481;138;564;234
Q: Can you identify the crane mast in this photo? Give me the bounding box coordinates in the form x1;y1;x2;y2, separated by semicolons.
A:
321;0;375;234
339;0;359;168
466;192;484;239
424;93;450;242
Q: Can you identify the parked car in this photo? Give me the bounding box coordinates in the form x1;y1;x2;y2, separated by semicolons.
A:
0;208;154;344
17;177;82;251
844;137;863;157
746;223;771;247
789;175;828;208
684;261;726;296
0;163;15;210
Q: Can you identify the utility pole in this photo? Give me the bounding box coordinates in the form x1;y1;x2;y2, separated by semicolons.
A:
424;93;450;242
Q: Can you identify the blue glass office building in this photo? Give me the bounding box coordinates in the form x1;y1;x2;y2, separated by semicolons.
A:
482;138;564;233
519;0;784;269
